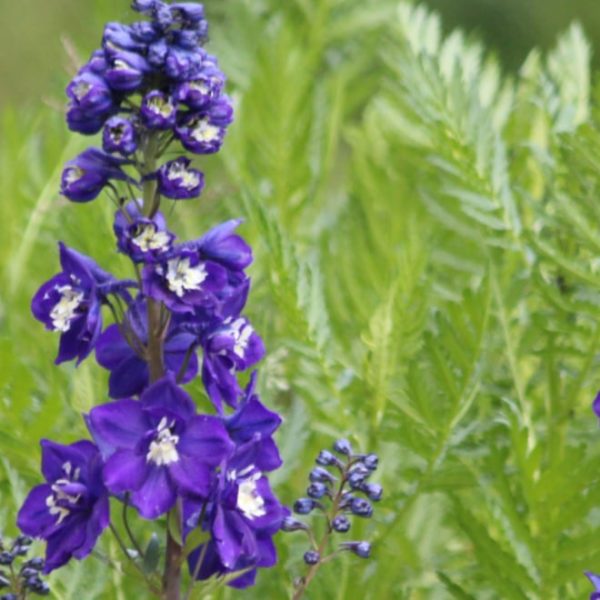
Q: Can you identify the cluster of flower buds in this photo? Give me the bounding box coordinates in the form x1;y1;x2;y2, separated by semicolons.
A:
282;438;382;593
62;0;232;204
18;1;286;594
0;535;49;598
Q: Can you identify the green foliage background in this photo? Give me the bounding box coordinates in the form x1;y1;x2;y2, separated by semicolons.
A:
2;0;600;598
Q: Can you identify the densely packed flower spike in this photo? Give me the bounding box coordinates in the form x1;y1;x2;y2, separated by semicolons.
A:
283;439;383;599
19;1;286;598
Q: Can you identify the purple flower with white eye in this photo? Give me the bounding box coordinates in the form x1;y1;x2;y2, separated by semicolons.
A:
157;157;204;199
202;317;265;411
142;249;227;313
31;243;116;364
175;95;234;154
186;436;286;589
66;68;115;134
141;91;177;130
103;116;137;155
173;58;225;110
87;376;233;519
104;49;150;92
114;200;175;262
61;148;134;202
95;297;198;398
17;440;109;574
586;572;600;600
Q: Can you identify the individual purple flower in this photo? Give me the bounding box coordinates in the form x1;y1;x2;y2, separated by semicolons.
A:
171;2;206;25
141;91;177;130
157;157;204;199
87;375;233;519
17;440;109;573
186;436;286;589
142;249;227;313
202;317;265;410
66;69;115;134
165;44;205;81
31;242;115;364
102;22;149;54
173;58;225;110
61;148;134;202
175;95;234;154
95;297;197;398
587;572;600;600
114;200;175;262
104;49;150;92
103;116;138;155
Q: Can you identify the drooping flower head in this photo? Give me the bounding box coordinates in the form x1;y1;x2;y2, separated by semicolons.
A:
17;440;109;573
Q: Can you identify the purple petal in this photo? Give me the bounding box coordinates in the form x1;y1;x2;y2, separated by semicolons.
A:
73;494;110;559
43;516;87;573
103;449;148;494
17;484;56;538
108;355;149;398
140;375;196;421
178;415;233;467
95;324;134;370
131;466;177;519
40;439;98;483
87;399;148;456
226;396;282;443
170;455;213;498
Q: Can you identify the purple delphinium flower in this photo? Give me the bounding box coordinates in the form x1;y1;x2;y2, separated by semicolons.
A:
113;200;175;262
61;148;134;202
17;440;109;574
175;95;234;154
141;91;177;130
87;375;233;519
202;317;265;411
66;68;115;135
31;243;115;364
103;116;138;155
186;435;286;589
104;49;151;92
95;297;198;398
587;572;600;600
157;157;204;199
173;56;225;110
142;249;227;313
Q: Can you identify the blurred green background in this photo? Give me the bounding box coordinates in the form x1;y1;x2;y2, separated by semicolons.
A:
1;0;600;108
3;1;600;599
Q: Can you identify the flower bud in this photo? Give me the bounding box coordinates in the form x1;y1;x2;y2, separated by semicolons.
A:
103;116;137;155
309;467;335;484
303;550;320;565
331;515;351;533
157;157;204;199
350;497;373;518
340;541;371;559
307;482;328;499
362;483;383;502
363;453;379;471
293;498;316;515
281;517;308;533
333;438;352;456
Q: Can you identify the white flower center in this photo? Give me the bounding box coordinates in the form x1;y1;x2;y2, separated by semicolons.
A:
165;257;207;297
64;167;83;185
45;462;82;525
229;318;253;358
147;95;174;118
73;82;91;101
132;225;171;252
167;161;200;190
146;417;180;466
191;119;220;143
50;286;84;332
190;80;210;94
236;470;266;520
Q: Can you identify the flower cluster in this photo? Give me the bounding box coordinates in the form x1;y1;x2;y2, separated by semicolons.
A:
62;0;232;204
283;439;382;596
0;535;49;598
19;0;285;594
